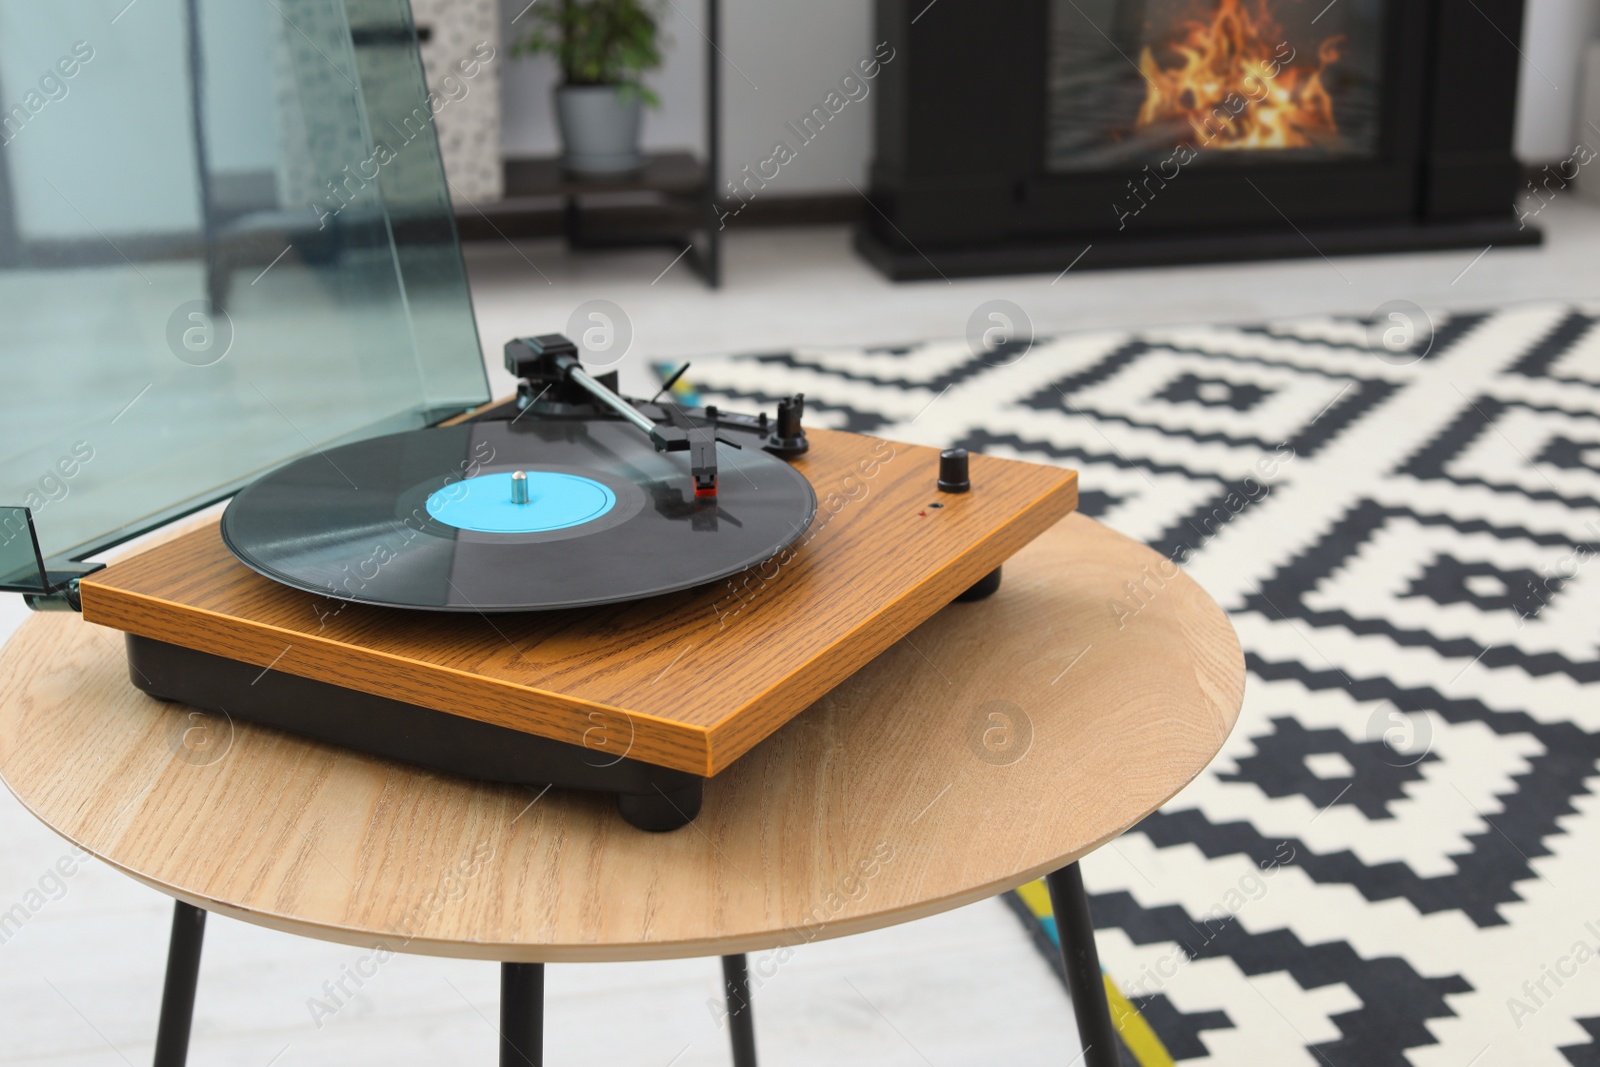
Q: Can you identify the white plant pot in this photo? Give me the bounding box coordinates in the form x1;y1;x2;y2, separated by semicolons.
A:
554;84;644;175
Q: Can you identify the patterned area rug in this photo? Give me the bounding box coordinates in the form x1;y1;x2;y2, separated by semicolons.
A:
673;301;1600;1066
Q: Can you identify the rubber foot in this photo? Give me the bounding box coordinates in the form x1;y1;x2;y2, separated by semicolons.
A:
617;780;704;831
954;566;1002;603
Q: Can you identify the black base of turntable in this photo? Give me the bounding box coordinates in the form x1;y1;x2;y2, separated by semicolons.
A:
125;635;706;832
124;564;1002;832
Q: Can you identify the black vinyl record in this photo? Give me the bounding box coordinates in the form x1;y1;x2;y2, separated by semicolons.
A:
220;419;817;611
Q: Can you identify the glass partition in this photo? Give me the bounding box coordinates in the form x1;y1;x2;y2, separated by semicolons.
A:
0;0;489;588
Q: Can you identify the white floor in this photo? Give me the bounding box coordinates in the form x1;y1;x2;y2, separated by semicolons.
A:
5;195;1600;1066
465;197;1600;401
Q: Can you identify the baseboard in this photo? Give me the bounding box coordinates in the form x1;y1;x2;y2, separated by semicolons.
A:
854;216;1545;282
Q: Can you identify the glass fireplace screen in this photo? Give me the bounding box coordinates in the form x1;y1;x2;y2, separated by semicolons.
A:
1047;0;1385;172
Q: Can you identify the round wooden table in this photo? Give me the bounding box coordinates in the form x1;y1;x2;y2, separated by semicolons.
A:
0;514;1243;1067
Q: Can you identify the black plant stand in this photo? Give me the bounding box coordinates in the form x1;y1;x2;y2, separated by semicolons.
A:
457;0;724;287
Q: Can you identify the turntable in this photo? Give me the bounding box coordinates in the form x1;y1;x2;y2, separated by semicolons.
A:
6;330;1074;831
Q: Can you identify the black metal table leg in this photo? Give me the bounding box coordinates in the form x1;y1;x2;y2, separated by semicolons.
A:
721;954;758;1066
152;900;206;1067
1045;863;1120;1067
500;962;544;1067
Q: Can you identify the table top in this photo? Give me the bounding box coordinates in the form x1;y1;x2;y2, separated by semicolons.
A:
0;514;1243;963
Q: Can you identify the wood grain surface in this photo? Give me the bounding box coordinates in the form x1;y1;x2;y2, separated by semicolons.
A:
0;514;1243;962
76;428;1077;775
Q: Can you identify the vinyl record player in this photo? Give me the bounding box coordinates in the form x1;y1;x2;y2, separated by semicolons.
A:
68;335;1075;829
7;332;1073;830
0;53;1073;830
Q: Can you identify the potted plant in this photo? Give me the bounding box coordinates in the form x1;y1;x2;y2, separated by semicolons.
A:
514;0;664;176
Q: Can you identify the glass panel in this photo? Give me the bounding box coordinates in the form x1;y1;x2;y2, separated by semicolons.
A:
0;507;48;591
1047;0;1386;172
0;0;489;579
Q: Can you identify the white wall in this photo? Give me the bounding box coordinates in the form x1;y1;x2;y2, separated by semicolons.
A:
498;0;876;194
498;0;706;160
500;0;1600;189
8;0;1593;244
1516;0;1600;161
719;0;875;195
0;0;200;240
199;0;279;174
0;0;279;242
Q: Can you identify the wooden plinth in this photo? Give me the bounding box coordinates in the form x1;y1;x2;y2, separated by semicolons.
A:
0;515;1243;962
78;429;1076;776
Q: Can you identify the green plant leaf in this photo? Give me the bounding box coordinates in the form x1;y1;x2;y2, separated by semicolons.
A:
511;0;666;104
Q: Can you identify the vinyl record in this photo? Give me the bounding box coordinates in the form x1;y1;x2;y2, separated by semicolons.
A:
220;418;818;611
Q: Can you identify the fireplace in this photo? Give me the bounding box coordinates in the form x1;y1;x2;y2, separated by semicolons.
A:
1048;0;1385;171
858;0;1538;279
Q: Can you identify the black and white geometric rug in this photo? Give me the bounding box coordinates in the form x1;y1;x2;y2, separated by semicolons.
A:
675;301;1600;1066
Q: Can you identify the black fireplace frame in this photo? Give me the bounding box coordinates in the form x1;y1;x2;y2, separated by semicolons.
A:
859;0;1540;279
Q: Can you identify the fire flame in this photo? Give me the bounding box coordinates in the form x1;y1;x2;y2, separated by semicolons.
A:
1135;0;1345;150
